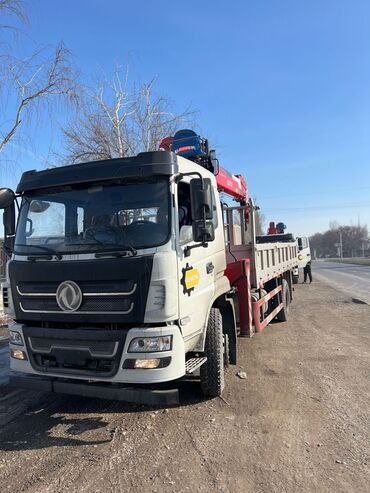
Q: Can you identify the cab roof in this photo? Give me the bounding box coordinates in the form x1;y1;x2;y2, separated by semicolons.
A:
16;151;179;193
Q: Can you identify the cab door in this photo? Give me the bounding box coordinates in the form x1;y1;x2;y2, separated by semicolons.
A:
176;180;220;346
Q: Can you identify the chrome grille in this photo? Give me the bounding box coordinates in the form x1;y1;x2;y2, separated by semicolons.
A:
17;280;136;314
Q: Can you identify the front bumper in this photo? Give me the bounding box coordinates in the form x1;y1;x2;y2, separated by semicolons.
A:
9;372;179;406
9;323;186;385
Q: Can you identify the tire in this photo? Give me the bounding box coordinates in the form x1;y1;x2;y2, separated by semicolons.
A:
276;279;290;322
292;274;299;285
200;308;225;397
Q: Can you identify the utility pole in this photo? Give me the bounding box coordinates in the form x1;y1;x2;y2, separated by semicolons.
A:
339;231;343;259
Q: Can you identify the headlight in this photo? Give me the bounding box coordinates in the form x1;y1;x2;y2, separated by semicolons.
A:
10;331;24;346
298;254;304;260
128;336;172;353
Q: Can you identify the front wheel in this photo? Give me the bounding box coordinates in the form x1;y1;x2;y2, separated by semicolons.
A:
200;308;225;397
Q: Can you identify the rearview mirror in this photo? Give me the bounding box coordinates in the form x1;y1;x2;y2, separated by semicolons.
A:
190;178;213;221
192;221;215;243
179;225;193;245
209;150;219;175
3;203;16;236
29;200;50;213
0;188;15;209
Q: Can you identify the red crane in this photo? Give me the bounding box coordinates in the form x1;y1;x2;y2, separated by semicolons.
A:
216;166;248;205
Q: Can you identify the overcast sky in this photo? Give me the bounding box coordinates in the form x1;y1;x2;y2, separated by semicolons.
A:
1;0;370;236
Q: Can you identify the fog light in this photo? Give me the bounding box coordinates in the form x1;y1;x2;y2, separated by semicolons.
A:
134;358;161;369
298;254;304;260
10;349;27;360
9;331;23;346
128;336;172;353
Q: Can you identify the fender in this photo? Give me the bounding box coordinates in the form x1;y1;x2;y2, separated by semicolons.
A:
192;275;236;357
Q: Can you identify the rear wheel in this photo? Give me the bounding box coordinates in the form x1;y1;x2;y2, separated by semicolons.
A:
276;279;291;322
200;308;225;397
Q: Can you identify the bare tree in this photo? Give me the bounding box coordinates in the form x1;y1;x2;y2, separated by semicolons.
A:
0;1;78;157
310;223;369;258
133;78;195;153
0;43;78;154
0;0;26;29
62;66;136;162
61;66;196;163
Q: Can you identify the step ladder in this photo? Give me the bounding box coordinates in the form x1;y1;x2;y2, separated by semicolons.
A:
185;357;207;374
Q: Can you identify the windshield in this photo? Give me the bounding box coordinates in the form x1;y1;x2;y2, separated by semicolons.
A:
15;178;170;255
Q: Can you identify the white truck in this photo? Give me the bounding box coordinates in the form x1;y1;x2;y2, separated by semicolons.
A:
0;129;298;405
293;236;311;283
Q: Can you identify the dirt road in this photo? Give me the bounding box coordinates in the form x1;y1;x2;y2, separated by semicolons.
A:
0;280;369;493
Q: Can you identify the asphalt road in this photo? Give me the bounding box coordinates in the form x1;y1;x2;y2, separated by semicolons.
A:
312;260;370;305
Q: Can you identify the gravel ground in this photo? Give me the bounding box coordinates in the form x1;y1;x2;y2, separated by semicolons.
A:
0;280;369;493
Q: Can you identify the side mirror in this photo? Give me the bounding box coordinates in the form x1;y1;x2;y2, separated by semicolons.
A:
3;235;14;256
29;200;50;213
0;188;16;238
2;200;16;255
190;178;213;221
3;203;15;236
0;188;15;209
179;225;193;245
192;221;215;243
209;150;219;175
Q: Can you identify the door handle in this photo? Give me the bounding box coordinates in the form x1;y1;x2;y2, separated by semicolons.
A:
206;262;214;274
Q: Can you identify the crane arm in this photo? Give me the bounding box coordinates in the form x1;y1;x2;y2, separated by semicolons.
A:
216;167;248;204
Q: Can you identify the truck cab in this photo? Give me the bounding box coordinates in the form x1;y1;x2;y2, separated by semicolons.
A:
297;236;311;268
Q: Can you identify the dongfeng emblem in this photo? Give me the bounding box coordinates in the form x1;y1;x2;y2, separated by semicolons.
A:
56;280;83;312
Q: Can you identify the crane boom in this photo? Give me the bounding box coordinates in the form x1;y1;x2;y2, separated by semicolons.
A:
216;167;248;204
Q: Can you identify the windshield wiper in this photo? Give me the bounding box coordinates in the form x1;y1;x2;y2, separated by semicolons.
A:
15;244;63;260
94;246;137;258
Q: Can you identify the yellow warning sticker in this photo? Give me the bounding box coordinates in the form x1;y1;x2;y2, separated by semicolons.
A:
184;268;200;289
